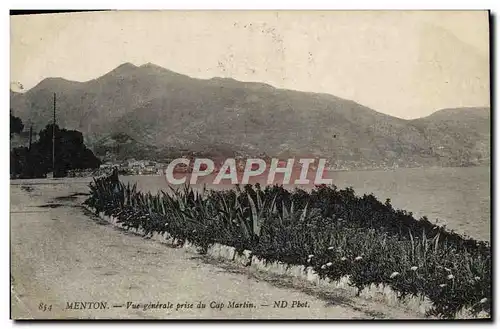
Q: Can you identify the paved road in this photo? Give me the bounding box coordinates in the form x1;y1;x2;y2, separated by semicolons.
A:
10;179;418;319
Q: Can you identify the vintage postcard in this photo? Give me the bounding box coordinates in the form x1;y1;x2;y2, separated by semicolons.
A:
10;10;491;320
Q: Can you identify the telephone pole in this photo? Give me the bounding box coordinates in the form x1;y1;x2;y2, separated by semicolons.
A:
28;124;32;151
52;93;56;175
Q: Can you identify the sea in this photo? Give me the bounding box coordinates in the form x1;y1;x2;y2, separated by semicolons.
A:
121;166;491;241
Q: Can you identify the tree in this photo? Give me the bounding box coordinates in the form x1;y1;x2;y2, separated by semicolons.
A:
10;112;24;136
10;146;49;178
10;124;101;178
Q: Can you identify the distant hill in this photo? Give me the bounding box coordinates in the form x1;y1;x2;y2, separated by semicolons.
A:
409;107;490;166
10;63;490;168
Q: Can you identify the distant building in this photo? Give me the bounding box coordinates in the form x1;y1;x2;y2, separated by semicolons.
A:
100;161;113;169
126;159;146;169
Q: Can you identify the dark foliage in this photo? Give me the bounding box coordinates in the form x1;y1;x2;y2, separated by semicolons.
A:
85;175;491;318
10;112;24;136
10;124;101;178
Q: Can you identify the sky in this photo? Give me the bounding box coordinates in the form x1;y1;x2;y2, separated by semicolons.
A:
10;10;490;119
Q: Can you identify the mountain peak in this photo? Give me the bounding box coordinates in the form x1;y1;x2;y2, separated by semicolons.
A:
118;62;137;69
140;62;162;69
421;107;490;121
10;62;490;170
110;62;138;74
137;62;191;80
139;62;179;75
29;76;82;93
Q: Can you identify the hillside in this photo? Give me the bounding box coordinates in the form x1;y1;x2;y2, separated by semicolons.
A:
10;63;490;168
409;107;490;166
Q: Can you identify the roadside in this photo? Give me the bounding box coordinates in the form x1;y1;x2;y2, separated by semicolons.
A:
10;179;420;319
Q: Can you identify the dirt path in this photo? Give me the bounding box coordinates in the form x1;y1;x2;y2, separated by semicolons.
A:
10;179;419;319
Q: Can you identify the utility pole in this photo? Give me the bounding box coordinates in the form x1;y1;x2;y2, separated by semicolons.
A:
52;93;56;175
28;124;32;151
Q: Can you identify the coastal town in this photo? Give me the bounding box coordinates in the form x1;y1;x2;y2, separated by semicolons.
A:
68;156;324;178
66;155;428;178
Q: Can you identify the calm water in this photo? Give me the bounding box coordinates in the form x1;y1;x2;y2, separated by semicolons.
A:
327;167;490;241
121;166;490;241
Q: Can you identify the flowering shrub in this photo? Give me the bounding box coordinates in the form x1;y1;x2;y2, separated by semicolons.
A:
84;175;491;318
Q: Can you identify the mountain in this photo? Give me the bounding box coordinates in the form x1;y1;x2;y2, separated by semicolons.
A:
409;107;490;166
10;63;490;168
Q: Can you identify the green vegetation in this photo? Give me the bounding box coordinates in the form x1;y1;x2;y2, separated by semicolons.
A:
85;174;491;318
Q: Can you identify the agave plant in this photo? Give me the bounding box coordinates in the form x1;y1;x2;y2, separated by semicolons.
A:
84;173;491;319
